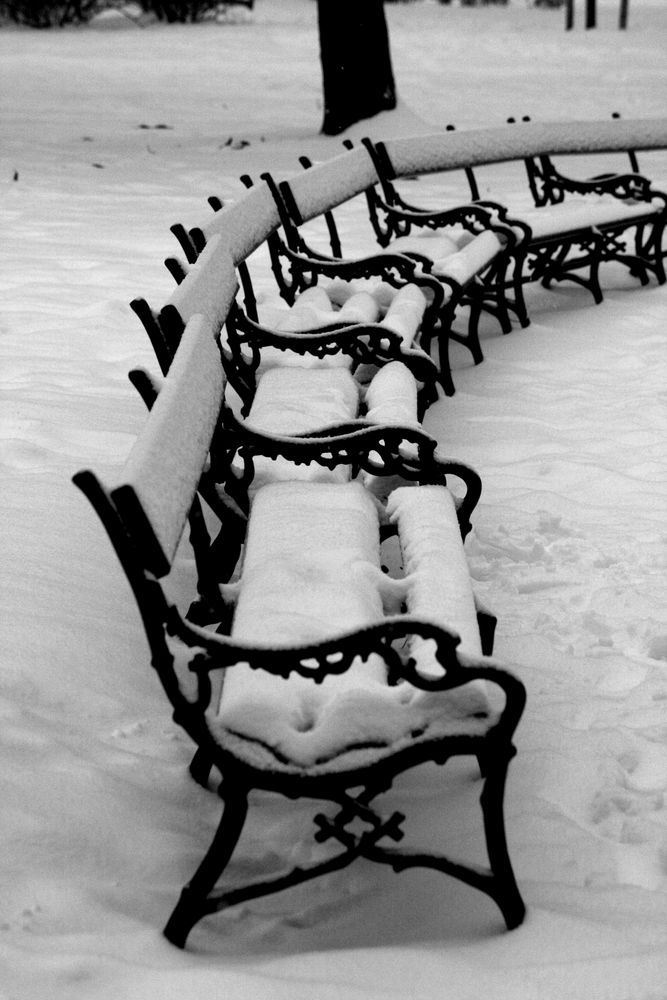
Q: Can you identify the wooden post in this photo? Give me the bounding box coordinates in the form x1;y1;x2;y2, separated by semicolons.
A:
619;0;628;29
565;0;574;30
585;0;596;28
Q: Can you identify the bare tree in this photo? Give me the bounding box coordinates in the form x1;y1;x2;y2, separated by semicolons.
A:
317;0;397;136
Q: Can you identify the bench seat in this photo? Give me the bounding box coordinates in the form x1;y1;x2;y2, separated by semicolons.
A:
270;285;381;332
233;361;422;492
248;281;432;376
77;304;526;943
245;366;360;436
210;481;494;770
517;193;663;241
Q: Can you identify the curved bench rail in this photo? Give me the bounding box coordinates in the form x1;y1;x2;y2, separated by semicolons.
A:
379;117;667;179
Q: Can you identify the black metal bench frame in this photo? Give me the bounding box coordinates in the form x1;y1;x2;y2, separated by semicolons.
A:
74;449;526;951
260;170;521;391
362;133;667;317
74;301;526;948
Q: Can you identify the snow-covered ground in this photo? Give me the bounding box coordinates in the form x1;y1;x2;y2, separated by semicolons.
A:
1;1;667;996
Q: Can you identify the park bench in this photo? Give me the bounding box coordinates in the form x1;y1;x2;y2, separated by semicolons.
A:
362;120;667;314
258;161;521;390
147;189;450;391
168;162;518;394
75;115;667;948
74;293;527;946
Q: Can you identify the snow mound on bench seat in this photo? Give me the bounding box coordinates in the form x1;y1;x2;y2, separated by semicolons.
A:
387;485;483;661
209;678;499;772
273;287;381;332
215;482;388;762
364;361;420;428
241;367;360;488
246;367;360;436
388;229;476;267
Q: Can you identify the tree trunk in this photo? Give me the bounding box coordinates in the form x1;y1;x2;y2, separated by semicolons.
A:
618;0;628;29
565;0;574;30
318;0;397;136
585;0;596;28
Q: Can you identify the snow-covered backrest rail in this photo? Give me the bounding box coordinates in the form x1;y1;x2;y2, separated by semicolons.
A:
160;235;239;336
278;145;377;225
199;181;283;263
380;117;667;180
111;313;225;577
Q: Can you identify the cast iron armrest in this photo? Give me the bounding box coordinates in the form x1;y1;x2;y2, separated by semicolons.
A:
540;164;666;205
169;614;526;740
370;195;531;255
372;193;511;234
222;300;440;404
215;417;481;533
273;242;445;310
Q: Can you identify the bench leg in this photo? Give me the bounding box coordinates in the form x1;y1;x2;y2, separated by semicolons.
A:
507;251;531;328
163;785;249;948
189;747;214;789
448;299;484;367
479;748;526;930
625;219;666;286
433;319;457;397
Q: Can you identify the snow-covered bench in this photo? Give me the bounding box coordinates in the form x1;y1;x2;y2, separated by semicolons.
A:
133;229;442;402
222;280;441;414
74;308;526;948
221;356;471;511
262;165;520;394
363;126;667;315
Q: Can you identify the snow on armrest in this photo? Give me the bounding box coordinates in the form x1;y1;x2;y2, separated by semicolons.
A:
431;230;504;285
379;283;428;349
364;362;420;428
387;485;482;665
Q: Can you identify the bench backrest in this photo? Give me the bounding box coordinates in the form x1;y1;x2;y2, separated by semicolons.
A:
279;145;378;225
111;313;225;577
161;235;239;336
199;182;283;263
378;117;667;181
